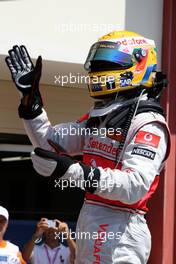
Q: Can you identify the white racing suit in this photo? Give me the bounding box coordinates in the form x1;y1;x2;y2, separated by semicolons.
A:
23;103;170;264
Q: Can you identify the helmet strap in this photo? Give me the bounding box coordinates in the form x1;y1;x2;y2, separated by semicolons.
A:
148;72;167;100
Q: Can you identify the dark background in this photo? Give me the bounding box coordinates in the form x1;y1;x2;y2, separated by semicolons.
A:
0;134;84;249
0;158;84;221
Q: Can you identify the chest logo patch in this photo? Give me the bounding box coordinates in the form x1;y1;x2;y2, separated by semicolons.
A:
134;131;160;148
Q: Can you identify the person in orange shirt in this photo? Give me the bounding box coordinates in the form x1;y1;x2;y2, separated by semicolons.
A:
0;206;26;264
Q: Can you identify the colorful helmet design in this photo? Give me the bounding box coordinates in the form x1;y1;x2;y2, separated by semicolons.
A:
84;30;157;98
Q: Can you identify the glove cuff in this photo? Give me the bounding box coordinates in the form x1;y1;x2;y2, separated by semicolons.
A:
18;92;43;120
80;164;100;193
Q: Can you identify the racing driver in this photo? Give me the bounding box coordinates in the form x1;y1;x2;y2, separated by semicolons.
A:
6;30;170;263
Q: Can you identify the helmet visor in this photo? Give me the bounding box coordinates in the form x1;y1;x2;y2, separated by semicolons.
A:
84;41;133;71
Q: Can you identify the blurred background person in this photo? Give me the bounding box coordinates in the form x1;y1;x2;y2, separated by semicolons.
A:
22;218;75;264
0;205;26;264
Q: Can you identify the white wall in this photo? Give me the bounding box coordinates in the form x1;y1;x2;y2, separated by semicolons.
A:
125;0;164;68
0;0;125;63
0;0;163;84
0;0;125;86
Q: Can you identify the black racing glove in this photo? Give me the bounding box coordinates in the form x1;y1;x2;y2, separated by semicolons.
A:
34;147;100;193
5;45;43;119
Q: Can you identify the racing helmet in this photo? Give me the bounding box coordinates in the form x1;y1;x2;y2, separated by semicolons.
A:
84;30;157;98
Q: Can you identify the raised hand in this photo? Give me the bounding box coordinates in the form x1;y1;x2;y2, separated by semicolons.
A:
5;45;43;119
6;45;42;95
